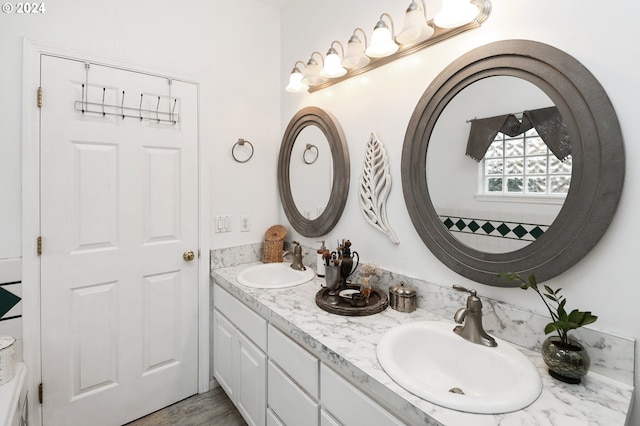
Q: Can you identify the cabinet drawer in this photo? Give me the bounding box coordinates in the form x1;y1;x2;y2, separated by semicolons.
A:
214;284;267;351
268;325;319;398
320;410;341;426
321;365;404;426
268;361;319;426
266;409;284;426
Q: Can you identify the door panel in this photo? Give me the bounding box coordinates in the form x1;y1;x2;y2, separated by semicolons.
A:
71;281;118;399
40;54;199;426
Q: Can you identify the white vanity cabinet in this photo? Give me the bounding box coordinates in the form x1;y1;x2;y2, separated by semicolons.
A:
213;283;404;426
213;286;267;426
0;363;28;426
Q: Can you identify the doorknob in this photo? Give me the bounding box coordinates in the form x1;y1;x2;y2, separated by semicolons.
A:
183;250;195;261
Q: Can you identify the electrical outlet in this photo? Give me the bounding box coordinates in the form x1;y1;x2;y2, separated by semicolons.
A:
240;215;250;232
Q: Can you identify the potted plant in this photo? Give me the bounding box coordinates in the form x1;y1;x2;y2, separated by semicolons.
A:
499;272;597;384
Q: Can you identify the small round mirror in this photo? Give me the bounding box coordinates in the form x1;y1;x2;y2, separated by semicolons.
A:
279;107;350;237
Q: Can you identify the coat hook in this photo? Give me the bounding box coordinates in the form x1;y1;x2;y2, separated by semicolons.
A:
102;88;106;116
156;96;161;122
171;99;177;124
121;91;125;119
139;94;144;121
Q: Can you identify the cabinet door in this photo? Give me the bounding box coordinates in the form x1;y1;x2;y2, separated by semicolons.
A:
236;332;267;426
213;310;236;400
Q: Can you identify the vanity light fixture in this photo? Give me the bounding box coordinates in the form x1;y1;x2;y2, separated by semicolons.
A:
301;51;327;87
320;41;348;78
396;0;435;45
434;0;480;28
286;0;491;93
365;13;399;58
342;28;370;70
285;61;309;93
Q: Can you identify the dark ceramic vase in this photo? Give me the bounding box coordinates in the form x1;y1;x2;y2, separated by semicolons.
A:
541;335;590;384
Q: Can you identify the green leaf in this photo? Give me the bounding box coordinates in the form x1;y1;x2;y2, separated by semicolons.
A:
544;323;558;334
567;309;585;324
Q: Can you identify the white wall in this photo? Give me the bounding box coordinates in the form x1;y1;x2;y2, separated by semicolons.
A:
0;0;282;258
280;0;640;422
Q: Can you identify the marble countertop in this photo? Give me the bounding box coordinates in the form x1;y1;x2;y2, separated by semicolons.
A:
212;263;634;426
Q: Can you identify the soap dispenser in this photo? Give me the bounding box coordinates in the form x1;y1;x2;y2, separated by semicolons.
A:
316;241;328;277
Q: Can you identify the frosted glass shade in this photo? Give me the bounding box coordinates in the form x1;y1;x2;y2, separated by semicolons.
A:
301;61;326;86
396;6;435;45
285;69;309;93
434;0;478;28
365;25;398;58
320;50;347;78
342;37;370;69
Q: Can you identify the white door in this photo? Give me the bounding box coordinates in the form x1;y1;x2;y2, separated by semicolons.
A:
39;55;199;426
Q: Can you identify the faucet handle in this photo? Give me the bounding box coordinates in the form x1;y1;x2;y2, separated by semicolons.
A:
453;285;477;297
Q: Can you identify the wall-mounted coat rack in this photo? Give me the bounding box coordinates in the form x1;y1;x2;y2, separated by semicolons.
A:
74;85;180;124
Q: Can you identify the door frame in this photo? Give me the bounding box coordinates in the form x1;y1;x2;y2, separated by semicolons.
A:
21;39;210;426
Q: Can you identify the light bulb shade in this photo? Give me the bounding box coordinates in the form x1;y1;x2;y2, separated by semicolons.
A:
434;0;479;28
396;7;435;45
365;25;399;58
320;51;347;78
286;70;309;93
301;61;326;86
342;38;370;69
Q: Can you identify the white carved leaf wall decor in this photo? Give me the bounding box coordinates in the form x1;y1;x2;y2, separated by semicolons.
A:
358;132;399;244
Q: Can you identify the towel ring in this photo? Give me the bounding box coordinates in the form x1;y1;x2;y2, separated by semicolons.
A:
232;138;254;163
303;143;319;164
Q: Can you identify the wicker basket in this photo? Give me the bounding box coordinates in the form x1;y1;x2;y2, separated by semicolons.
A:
263;225;286;263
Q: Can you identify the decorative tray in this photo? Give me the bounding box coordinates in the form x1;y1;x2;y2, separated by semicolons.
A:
315;284;388;316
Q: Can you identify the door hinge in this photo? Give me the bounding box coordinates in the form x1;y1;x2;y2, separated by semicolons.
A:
39;383;43;404
37;236;42;256
37;86;43;108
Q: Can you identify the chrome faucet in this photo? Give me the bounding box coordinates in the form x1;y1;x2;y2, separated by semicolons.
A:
283;241;306;271
452;285;497;347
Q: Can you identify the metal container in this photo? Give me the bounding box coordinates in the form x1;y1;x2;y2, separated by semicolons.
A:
389;281;417;313
0;336;16;385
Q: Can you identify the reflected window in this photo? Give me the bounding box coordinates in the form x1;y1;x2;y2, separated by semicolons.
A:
483;128;572;195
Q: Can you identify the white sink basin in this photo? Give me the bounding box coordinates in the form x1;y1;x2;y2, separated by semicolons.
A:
377;321;542;414
236;263;315;289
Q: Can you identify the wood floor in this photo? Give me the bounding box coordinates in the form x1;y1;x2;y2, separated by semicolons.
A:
125;386;247;426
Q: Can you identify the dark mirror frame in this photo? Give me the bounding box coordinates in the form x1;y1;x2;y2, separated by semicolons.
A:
401;40;625;286
279;106;350;237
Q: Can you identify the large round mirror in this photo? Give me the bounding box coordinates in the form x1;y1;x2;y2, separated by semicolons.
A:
402;40;625;286
279;106;350;237
428;76;567;254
